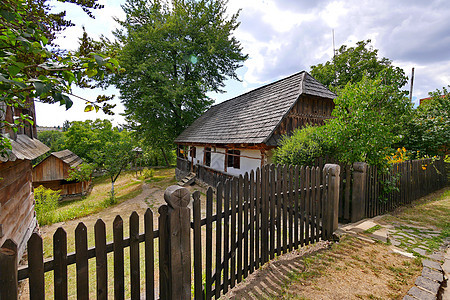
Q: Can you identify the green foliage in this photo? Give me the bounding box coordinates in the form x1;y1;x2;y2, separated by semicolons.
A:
34;130;66;164
273;126;326;166
107;0;247;152
310;40;392;91
67;163;94;182
34;185;60;225
0;0;120;155
139;168;155;180
404;86;450;156
324;68;412;167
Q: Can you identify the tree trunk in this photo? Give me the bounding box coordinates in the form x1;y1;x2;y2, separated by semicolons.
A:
111;178;115;198
160;147;170;167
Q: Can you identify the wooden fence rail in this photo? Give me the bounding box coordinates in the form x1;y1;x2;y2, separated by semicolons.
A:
0;163;341;300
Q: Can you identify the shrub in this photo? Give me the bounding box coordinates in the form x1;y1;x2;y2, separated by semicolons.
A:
139;167;155;180
273;125;326;166
34;186;60;225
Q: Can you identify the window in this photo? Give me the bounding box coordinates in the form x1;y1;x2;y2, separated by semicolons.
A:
190;146;196;158
227;149;240;169
205;147;211;167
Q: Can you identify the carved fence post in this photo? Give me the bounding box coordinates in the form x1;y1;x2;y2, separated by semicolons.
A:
0;239;18;300
160;185;191;300
323;164;340;239
351;162;368;223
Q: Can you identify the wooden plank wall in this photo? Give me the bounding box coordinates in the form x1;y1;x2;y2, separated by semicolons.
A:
32;156;67;182
274;94;335;136
0;160;36;259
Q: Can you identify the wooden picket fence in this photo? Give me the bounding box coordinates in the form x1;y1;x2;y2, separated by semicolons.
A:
0;164;341;299
364;158;447;218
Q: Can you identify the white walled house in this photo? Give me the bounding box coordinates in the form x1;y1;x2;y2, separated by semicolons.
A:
175;71;336;186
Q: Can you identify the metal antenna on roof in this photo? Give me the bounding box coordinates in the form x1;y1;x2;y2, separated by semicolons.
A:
409;67;415;102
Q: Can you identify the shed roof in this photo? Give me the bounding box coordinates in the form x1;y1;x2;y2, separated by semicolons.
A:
51;149;83;168
0;134;50;162
175;71;335;145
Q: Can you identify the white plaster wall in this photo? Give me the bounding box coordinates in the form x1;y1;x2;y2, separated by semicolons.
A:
186;146;204;165
225;149;262;177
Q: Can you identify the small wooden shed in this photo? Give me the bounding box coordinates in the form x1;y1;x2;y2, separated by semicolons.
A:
32;149;91;196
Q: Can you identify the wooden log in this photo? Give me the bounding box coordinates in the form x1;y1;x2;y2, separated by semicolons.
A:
323;164;341;239
0;239;18;300
129;212;140;300
192;191;203;299
28;233;44;300
113;216;124;300
54;227;68;300
166;186;191;300
94;219;107;300
75;222;88;300
351;162;368;223
216;182;223;298
144;209;154;300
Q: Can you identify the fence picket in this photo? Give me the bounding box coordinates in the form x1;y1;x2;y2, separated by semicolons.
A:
75;222;88;300
269;164;276;258
249;171;255;273
206;187;213;299
282;165;288;252
237;176;243;283
305;167;310;245
299;166;305;246
310;167;316;244
192;191;203;299
113;216;124;300
222;181;230;294
294;166;300;249
94;219;107;300
28;233;44;300
144;209;154;300
216;182;223;299
243;173;249;278
230;177;237;287
315;167;321;242
255;169;261;270
129;212;140;300
53;228;68;300
276;165;282;255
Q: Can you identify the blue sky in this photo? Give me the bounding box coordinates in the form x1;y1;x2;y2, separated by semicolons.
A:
35;0;450;126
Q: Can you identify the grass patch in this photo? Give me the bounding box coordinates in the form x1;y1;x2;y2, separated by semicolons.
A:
364;225;382;234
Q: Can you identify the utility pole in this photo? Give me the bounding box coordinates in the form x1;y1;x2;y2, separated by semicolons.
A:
409;67;415;102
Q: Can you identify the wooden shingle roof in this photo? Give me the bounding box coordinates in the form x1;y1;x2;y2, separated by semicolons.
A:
51;149;83;168
175;71;335;145
0;134;50;162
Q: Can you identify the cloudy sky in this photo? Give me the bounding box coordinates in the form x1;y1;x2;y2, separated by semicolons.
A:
36;0;450;126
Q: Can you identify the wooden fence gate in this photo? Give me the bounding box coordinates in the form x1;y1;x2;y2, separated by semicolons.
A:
0;164;341;299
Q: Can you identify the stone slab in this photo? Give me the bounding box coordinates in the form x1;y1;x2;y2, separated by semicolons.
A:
415;276;440;294
427;253;444;261
422;267;444;282
443;258;450;274
407;286;436;300
413;248;427;256
423;259;442;271
349;220;378;232
402;295;416;300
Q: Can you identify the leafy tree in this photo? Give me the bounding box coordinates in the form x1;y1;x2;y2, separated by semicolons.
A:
107;0;248;163
67;162;94;193
310;40;392;91
65;119;115;163
37;130;66;152
404;87;450;156
64;119;134;198
0;0;120;156
275;68;412;167
323;68;412;166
